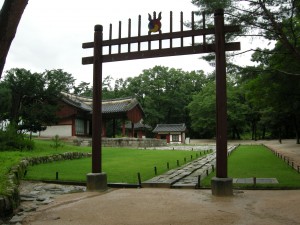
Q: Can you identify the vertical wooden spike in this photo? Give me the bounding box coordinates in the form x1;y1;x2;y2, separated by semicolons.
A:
109;24;112;54
138;15;141;51
159;30;162;49
148;14;151;51
159;12;162;49
128;18;131;52
180;11;183;47
148;32;151;50
118;21;122;53
202;11;206;45
170;11;173;48
192;11;195;46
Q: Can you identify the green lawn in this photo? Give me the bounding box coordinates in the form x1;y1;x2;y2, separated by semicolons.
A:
2;140;300;195
0;139;91;195
1;139;206;194
202;145;300;188
24;148;204;183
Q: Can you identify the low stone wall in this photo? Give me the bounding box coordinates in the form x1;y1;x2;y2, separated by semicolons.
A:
74;138;167;148
0;152;91;219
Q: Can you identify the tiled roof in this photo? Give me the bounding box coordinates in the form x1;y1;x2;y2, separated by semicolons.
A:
60;92;143;114
152;123;186;133
61;92;92;111
125;122;152;130
102;98;140;114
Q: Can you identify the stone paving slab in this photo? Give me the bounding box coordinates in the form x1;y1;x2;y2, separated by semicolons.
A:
233;178;279;184
142;146;238;188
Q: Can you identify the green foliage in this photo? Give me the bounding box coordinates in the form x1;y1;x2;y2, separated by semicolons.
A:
73;81;92;97
0;125;34;151
187;79;249;139
50;135;64;149
188;82;216;138
0;83;11;121
0;68;76;134
124;66;207;135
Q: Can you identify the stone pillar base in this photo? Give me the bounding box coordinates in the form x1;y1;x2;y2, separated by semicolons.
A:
211;177;233;196
86;173;107;191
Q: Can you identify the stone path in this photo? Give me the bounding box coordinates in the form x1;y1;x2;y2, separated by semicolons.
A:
142;146;238;188
6;182;86;225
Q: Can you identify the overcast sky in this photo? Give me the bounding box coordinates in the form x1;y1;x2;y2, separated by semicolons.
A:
1;0;257;85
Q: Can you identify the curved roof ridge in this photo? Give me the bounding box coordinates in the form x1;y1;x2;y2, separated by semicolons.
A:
102;96;136;102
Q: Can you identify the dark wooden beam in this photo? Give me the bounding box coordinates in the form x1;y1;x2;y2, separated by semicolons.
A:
82;25;240;49
82;42;240;64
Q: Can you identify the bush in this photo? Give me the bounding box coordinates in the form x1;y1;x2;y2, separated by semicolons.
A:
50;135;64;149
0;125;34;151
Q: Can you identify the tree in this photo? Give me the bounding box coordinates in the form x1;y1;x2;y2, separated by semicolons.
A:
125;66;206;135
43;69;75;93
73;81;92;97
0;0;28;78
0;68;76;134
188;81;216;138
0;82;11;121
191;0;300;71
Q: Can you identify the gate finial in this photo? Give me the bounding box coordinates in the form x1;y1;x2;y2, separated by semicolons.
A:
148;11;162;33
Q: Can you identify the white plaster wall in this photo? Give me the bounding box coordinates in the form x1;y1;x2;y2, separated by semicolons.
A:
40;125;72;137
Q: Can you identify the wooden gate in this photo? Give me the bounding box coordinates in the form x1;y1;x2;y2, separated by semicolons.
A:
82;9;240;181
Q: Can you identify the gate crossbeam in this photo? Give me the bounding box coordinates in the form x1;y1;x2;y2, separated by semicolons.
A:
83;42;240;64
82;25;240;64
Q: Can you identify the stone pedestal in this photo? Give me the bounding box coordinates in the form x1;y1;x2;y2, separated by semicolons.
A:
211;177;233;196
86;173;107;191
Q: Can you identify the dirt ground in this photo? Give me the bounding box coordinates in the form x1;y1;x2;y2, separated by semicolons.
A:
23;189;300;225
23;140;300;225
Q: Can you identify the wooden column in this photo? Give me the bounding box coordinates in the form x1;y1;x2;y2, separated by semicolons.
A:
122;120;126;136
214;9;228;178
112;119;116;138
92;25;103;174
131;122;134;137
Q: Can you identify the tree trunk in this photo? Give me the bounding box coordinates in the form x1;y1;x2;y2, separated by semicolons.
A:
278;126;282;144
262;126;266;139
0;0;28;78
251;120;257;141
293;115;300;144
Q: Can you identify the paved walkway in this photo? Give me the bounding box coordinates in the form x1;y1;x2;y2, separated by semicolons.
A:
142;146;238;188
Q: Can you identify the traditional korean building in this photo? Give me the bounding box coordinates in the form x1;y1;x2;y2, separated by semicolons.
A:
124;121;152;138
152;123;187;144
40;92;145;137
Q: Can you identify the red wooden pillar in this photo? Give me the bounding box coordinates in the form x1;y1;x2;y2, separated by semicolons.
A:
72;118;76;136
166;134;170;143
92;25;103;174
112;119;116;138
122;120;126;136
214;8;228;179
131;122;134;137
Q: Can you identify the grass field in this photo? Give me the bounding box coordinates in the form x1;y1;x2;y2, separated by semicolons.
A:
202;145;300;188
0;139;92;195
2;140;300;195
24;148;204;183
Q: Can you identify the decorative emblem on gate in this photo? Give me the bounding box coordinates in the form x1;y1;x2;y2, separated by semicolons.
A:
148;12;162;33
